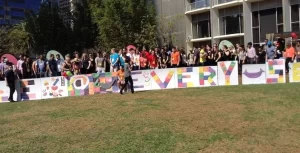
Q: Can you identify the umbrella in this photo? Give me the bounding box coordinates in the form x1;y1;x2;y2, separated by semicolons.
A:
46;50;64;60
219;40;234;51
0;53;18;66
126;45;136;51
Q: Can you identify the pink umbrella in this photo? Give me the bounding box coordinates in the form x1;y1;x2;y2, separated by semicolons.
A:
0;53;18;65
126;45;136;51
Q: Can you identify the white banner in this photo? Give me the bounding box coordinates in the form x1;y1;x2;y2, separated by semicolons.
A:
131;70;152;91
289;63;300;82
40;77;68;99
150;68;177;90
242;64;266;85
19;78;42;101
217;61;238;86
0;81;19;103
266;59;286;84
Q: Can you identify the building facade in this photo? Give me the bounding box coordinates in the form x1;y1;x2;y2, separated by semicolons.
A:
184;0;300;51
155;0;300;51
58;0;81;26
154;0;186;48
0;0;41;25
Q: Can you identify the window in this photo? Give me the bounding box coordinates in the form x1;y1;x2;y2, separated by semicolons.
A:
277;7;283;33
252;7;284;44
259;8;276;42
191;12;211;38
291;5;299;22
253;28;259;43
197;20;210;38
291;5;300;31
219;6;243;35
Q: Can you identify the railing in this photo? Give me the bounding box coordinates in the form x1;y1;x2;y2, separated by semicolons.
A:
214;0;236;5
186;0;210;12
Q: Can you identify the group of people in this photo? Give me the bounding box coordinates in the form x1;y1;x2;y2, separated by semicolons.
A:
1;39;300;101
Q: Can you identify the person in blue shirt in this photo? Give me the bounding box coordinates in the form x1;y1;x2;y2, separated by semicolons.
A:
110;48;119;72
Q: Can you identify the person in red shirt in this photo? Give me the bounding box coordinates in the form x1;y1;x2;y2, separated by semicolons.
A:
141;46;150;58
148;50;158;69
171;47;180;67
139;53;148;70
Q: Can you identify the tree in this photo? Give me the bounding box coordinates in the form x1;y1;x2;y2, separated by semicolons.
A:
7;22;33;55
157;14;184;47
71;0;98;51
0;26;10;55
24;1;72;55
89;0;157;50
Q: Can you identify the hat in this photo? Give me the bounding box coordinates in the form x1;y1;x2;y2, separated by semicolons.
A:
267;41;272;46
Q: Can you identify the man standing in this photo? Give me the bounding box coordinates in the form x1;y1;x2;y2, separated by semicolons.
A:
120;57;134;95
33;55;47;78
193;46;200;66
16;55;24;79
5;63;16;102
247;42;257;64
0;56;7;80
110;48;119;72
171;47;180;67
285;42;295;73
95;51;106;74
266;41;276;60
56;54;64;76
48;54;58;77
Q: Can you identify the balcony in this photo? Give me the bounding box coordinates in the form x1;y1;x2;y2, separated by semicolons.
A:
185;0;210;15
212;0;243;9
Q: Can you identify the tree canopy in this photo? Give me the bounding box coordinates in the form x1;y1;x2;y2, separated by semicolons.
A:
89;0;157;50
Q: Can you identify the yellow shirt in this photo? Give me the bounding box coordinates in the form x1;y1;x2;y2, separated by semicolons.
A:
200;49;206;63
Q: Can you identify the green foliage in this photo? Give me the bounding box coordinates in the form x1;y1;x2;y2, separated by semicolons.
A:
7;22;33;55
89;0;157;50
0;26;10;54
157;14;184;47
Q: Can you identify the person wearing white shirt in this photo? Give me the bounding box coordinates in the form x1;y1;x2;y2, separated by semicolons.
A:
132;50;140;70
56;54;64;76
17;55;24;79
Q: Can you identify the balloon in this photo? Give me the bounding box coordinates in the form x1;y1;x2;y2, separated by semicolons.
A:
66;71;73;77
62;72;67;77
291;32;297;39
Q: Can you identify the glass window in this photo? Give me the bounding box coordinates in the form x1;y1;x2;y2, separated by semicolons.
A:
291;5;299;22
252;11;259;27
192;22;198;38
277;7;283;24
292;22;300;32
277;25;283;33
240;14;243;33
197;20;210;38
260;8;276;42
253;28;259;43
225;14;241;35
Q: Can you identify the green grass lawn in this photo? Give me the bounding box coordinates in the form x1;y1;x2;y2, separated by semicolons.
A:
1;83;300;153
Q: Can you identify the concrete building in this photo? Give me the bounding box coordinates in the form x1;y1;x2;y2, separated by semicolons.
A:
156;0;300;52
0;0;41;25
58;0;81;26
154;0;186;48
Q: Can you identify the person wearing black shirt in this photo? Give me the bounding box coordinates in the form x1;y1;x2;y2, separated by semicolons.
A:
257;47;266;64
48;54;58;76
5;63;16;102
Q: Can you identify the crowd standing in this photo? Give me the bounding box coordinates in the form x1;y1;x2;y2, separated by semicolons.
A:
1;40;300;100
1;40;300;80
